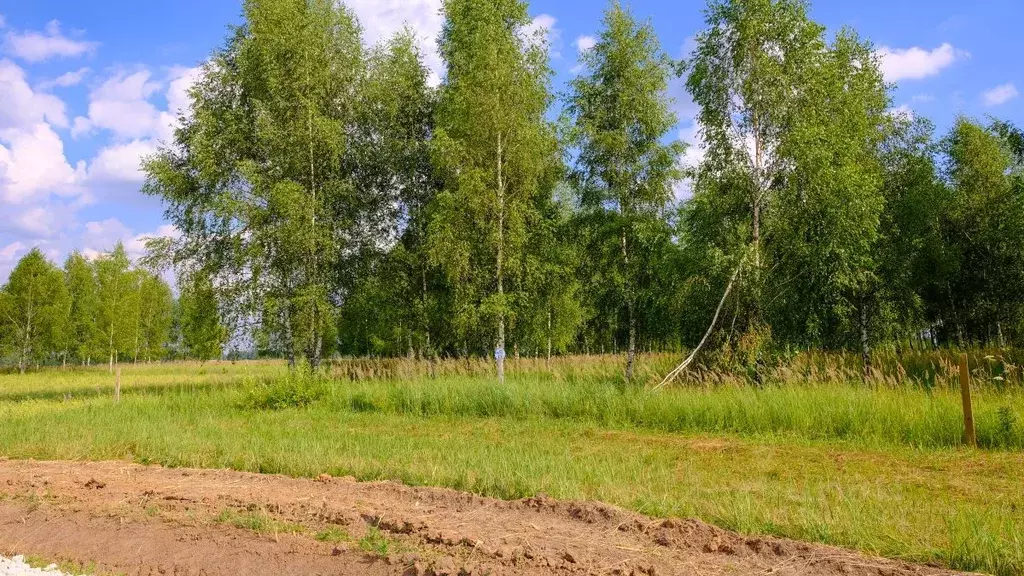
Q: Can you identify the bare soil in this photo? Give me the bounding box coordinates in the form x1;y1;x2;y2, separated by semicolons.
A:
0;460;966;576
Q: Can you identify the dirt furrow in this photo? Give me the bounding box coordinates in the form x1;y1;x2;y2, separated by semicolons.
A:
0;460;965;576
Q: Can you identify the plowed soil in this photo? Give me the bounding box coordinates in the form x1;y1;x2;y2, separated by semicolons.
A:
0;460;966;576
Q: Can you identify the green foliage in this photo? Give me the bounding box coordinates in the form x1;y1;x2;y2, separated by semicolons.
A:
937;117;1024;344
242;370;327;410
179;273;226;363
428;0;560;374
64;251;100;364
0;248;70;372
144;0;371;370
567;2;683;379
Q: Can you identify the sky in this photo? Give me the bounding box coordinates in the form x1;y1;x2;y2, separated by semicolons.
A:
1;0;1021;283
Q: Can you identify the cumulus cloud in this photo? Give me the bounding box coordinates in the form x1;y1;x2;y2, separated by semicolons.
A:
72;66;202;142
346;0;444;86
0;123;85;204
877;43;966;83
87;139;159;183
81;218;179;261
575;35;596;55
0;59;67;129
522;14;561;58
3;20;97;63
982;83;1019;107
38;67;90;90
0;60;87;205
72;69;162;139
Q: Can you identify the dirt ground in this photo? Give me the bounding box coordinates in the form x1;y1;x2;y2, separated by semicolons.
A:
0;460;967;576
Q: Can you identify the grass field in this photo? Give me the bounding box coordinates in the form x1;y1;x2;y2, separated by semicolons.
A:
0;356;1022;575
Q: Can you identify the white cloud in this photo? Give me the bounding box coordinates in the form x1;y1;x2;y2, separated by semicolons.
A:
346;0;444;86
911;93;935;104
0;15;6;29
73;66;201;143
0;123;84;204
877;43;966;83
73;69;162;139
575;35;596;55
982;83;1019;107
38;67;90;90
3;20;97;63
0;59;67;129
888;104;915;121
11;206;60;237
81;218;179;262
0;241;25;263
522;14;560;58
165;66;202;117
87;139;158;183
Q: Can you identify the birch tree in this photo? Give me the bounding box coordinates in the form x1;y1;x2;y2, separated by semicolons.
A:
567;2;683;382
94;243;135;372
686;0;824;322
429;0;559;383
64;252;99;365
144;0;366;370
0;249;68;373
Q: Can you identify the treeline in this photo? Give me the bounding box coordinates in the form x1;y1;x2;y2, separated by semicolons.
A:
139;0;1024;378
0;244;226;372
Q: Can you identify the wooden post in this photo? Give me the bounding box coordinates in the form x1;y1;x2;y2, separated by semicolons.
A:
959;354;976;448
115;366;121;404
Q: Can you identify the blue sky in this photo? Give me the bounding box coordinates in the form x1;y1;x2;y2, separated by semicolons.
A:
1;0;1021;282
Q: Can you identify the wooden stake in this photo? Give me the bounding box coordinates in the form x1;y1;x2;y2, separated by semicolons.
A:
115;366;121;404
959;354;976;448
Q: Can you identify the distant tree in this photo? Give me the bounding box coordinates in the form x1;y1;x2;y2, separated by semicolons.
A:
0;249;70;373
429;0;559;382
516;186;585;363
64;252;100;365
685;0;891;375
136;272;175;362
567;2;683;381
94;243;136;372
179;273;226;362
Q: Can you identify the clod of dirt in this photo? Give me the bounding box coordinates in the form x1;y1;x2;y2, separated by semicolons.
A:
403;561;427;576
428;556;457;576
315;474;331;483
83;478;105;489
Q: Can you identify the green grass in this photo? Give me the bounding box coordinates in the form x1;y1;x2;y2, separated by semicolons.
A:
251;370;1024;450
0;359;1022;574
22;554;119;576
315;526;351;543
358;526;402;557
214;507;305;535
